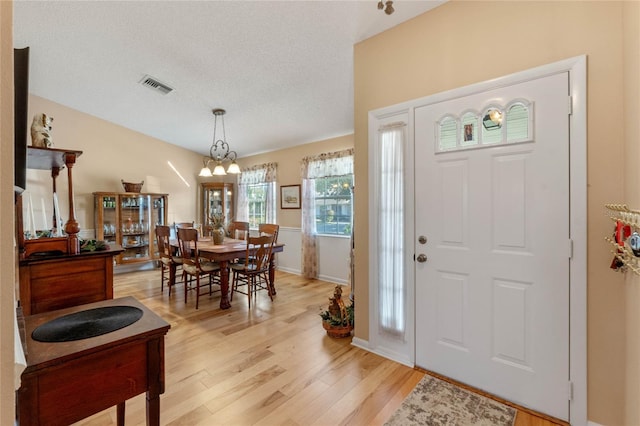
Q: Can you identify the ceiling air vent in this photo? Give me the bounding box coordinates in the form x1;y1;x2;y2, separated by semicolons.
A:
139;75;173;95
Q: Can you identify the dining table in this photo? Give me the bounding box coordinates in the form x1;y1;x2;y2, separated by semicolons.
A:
169;237;284;309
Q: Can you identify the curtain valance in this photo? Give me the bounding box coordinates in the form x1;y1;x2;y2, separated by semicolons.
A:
239;162;277;184
301;148;354;179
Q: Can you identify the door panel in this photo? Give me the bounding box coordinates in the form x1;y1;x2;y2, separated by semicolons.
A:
414;72;569;420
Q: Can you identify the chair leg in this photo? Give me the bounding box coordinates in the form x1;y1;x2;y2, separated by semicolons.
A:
184;271;189;304
230;271;236;301
169;265;173;295
195;274;201;309
263;272;274;301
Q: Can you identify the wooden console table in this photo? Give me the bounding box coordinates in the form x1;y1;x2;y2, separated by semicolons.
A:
19;246;123;316
17;296;170;426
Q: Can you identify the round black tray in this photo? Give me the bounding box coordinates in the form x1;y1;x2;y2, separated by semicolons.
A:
32;305;143;343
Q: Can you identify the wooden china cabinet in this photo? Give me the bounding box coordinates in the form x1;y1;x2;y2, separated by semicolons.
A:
94;192;168;265
201;182;234;235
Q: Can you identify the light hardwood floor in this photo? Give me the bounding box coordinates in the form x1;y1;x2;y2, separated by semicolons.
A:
76;269;564;426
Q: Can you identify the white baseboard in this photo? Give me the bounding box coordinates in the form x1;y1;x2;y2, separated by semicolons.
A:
587;422;603;426
351;337;413;368
318;274;347;285
351;337;369;351
276;266;301;275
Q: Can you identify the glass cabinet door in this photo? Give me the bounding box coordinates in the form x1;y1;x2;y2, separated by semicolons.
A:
95;195;118;246
202;183;234;235
120;194;150;261
209;188;224;217
150;195;166;259
224;185;234;221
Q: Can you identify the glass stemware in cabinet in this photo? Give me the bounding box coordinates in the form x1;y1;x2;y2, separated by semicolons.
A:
94;192;168;265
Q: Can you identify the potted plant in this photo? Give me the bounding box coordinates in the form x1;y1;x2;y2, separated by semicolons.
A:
208;212;226;244
320;285;354;338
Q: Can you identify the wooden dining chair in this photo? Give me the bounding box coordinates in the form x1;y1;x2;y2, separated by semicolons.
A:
258;223;279;242
258;223;279;289
155;225;183;295
177;227;221;309
230;234;276;308
227;221;250;240
173;221;194;235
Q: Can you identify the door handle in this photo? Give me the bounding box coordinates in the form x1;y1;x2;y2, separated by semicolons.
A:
416;254;428;263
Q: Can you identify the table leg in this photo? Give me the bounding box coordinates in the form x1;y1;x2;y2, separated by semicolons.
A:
219;260;231;309
268;254;277;295
146;337;163;426
146;391;160;426
116;402;125;426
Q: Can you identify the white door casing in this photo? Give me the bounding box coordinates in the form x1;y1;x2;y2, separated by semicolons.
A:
414;72;570;420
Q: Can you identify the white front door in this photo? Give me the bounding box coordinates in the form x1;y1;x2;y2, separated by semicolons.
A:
414;72;570;420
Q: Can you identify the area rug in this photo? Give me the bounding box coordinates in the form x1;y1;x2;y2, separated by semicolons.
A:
384;374;516;426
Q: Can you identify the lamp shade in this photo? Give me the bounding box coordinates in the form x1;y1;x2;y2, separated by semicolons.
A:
212;163;227;176
227;161;241;174
199;166;213;177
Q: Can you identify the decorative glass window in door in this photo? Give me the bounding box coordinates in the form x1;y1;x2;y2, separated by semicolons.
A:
437;115;457;151
435;98;533;153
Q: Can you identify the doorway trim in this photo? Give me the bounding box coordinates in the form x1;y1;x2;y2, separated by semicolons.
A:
364;55;586;425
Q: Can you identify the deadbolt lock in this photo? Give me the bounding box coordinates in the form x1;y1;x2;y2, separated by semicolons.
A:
418;236;427;244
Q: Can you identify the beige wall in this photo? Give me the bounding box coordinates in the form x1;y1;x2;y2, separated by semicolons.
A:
0;2;15;424
354;1;630;424
235;134;353;229
26;96;204;233
623;2;640;425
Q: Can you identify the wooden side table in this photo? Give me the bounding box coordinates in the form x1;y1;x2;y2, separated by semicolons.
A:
17;296;170;426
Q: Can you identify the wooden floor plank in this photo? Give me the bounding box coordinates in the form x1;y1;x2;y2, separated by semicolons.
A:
72;268;561;426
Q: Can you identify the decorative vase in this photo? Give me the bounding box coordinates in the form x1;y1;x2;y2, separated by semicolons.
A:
212;226;225;244
322;321;353;338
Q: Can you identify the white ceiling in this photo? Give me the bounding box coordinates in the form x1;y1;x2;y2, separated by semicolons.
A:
13;0;443;158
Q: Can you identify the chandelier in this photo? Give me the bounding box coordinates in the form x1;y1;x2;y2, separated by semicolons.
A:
199;108;241;176
377;0;394;15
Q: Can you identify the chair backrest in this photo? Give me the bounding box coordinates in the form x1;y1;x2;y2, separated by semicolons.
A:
173;221;195;238
177;227;201;272
155;225;172;260
258;223;279;243
228;221;250;240
244;234;275;272
174;221;194;231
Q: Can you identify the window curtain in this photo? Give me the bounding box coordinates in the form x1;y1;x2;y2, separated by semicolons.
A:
301;148;354;279
378;123;405;336
237;162;277;223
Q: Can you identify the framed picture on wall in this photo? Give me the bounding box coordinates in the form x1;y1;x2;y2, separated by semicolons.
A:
281;184;301;209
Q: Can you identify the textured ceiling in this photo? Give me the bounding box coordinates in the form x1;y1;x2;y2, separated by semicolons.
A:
13;0;444;158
